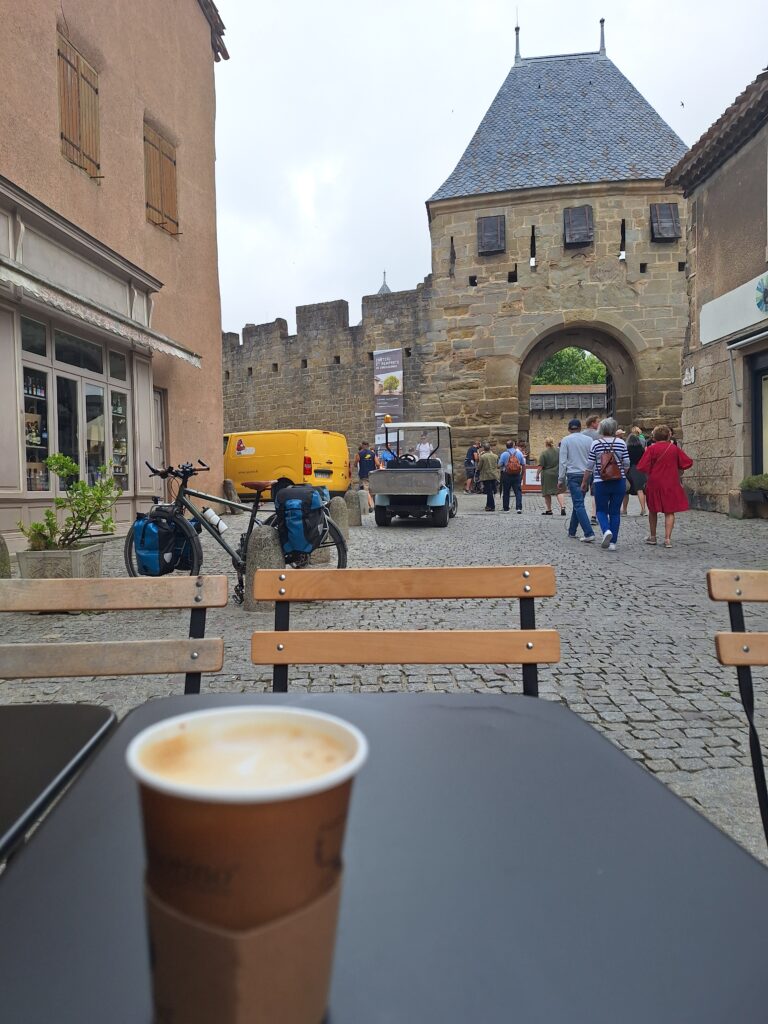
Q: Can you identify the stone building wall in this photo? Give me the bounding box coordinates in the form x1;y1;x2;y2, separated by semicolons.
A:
679;127;768;515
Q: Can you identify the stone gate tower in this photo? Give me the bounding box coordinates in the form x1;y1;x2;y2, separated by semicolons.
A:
423;23;689;448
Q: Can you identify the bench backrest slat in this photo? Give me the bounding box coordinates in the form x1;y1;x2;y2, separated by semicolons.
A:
715;633;768;667
252;630;560;666
1;639;225;679
707;570;768;604
252;566;556;602
0;576;229;613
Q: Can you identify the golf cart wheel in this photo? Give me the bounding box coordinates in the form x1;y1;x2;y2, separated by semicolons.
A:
374;506;390;527
432;500;450;527
449;495;458;518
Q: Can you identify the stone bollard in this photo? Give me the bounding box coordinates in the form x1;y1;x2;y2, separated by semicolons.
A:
243;525;284;612
0;533;10;579
222;479;245;513
359;489;370;516
344;488;362;527
328;496;349;541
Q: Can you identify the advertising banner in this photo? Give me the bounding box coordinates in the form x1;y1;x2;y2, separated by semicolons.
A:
373;348;403;444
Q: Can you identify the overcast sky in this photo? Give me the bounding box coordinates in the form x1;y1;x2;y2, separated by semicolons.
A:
213;0;766;336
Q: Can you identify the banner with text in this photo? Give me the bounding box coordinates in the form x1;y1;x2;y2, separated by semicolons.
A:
373;348;403;444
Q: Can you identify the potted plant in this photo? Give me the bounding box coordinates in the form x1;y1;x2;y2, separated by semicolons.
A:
17;454;122;579
738;474;768;504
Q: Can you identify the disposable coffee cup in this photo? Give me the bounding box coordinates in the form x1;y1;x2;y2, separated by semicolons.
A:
126;705;368;929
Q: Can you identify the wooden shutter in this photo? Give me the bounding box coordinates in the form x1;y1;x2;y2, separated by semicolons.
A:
650;203;681;242
57;34;99;176
144;125;179;234
477;215;506;256
563;205;594;247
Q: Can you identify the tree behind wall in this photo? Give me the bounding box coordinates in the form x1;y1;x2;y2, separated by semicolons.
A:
533;348;606;385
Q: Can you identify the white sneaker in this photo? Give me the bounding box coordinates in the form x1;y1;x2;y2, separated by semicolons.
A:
601;530;612;549
579;535;596;543
608;542;617;551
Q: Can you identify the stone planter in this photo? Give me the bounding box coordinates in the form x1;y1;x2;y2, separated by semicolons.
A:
16;543;104;579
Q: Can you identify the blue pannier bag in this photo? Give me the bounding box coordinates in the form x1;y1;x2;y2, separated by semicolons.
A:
132;511;178;576
274;485;324;559
175;517;202;571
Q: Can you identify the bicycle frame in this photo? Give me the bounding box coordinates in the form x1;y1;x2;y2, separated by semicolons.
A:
165;487;259;570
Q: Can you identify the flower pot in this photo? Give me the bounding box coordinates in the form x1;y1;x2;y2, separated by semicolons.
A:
16;543;104;580
741;489;768;504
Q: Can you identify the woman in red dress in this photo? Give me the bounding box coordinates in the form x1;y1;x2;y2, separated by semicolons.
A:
637;425;694;548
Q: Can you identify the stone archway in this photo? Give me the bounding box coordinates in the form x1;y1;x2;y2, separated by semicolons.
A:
516;324;639;443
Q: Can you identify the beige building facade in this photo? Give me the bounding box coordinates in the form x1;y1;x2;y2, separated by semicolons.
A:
668;71;768;516
0;0;227;534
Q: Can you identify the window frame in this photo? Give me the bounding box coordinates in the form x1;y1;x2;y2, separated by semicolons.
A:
57;33;100;178
477;215;506;256
144;124;179;235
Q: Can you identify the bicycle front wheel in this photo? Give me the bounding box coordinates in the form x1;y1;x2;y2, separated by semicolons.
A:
124;515;204;577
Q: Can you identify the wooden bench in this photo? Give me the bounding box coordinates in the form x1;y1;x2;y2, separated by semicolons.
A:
708;568;768;847
251;566;559;695
0;576;227;694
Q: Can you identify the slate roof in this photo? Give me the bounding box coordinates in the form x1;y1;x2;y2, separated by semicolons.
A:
667;69;768;195
430;51;687;202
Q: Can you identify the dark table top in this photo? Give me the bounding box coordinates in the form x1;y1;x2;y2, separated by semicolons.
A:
1;693;768;1024
0;703;115;860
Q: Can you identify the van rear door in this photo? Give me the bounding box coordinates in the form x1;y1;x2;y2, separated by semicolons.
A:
309;431;349;493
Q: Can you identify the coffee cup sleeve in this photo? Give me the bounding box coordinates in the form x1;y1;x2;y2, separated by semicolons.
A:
145;876;342;1024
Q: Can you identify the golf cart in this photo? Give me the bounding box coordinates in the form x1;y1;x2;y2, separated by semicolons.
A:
368;421;458;527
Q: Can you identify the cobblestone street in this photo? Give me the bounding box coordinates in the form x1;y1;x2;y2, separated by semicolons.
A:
2;493;768;861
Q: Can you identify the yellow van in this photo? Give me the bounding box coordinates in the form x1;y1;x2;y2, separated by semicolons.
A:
223;429;351;500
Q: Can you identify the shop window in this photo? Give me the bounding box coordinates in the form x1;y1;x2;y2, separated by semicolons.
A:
564;205;594;247
85;383;105;485
23;367;50;491
477;215;506;256
109;350;128;380
55;330;103;374
21;318;47;357
111;390;130;491
56;376;80;472
144;124;179;235
650;203;681;242
57;34;100;178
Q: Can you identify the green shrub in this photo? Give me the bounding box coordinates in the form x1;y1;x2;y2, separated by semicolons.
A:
18;453;121;549
739;474;768;492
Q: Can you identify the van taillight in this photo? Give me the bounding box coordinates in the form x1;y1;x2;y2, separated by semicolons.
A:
303;456;312;476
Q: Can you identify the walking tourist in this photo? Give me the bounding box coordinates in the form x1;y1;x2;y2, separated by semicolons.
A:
498;440;526;513
622;430;647;516
476;442;499;511
638;425;694;548
582;418;630;551
355;442;377;510
464;439;481;493
537;437;565;515
582;414;601;523
557;419;596;542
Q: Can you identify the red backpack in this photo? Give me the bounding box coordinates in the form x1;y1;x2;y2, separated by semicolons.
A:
505;451;521;475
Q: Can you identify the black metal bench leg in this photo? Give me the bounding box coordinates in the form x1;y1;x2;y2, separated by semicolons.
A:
185;605;206;695
729;601;768;848
272;601;290;693
519;596;539;698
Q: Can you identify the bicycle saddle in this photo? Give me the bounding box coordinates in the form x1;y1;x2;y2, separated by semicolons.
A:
242;480;275;491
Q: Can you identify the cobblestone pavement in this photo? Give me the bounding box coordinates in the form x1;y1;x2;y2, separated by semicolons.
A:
2;493;768;861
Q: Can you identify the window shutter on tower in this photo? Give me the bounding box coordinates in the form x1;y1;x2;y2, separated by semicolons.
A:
563;205;594;247
57;34;100;177
144;125;179;234
477;215;506;256
650;203;681;242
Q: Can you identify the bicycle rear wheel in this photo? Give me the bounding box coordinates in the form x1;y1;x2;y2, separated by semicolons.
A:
124;514;203;577
293;516;347;569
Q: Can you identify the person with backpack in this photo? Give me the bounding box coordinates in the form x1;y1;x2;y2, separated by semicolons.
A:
498;440;526;513
581;418;630;550
354;443;377;510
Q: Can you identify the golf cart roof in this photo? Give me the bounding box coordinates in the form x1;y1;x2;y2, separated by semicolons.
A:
385;422;451;430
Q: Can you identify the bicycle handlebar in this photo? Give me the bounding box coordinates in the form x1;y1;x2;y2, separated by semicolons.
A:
145;460;211;481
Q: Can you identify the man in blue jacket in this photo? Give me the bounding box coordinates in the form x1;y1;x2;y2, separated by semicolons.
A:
498;440;526;513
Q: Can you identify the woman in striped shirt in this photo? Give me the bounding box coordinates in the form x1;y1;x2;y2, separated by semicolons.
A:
581;418;630;551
